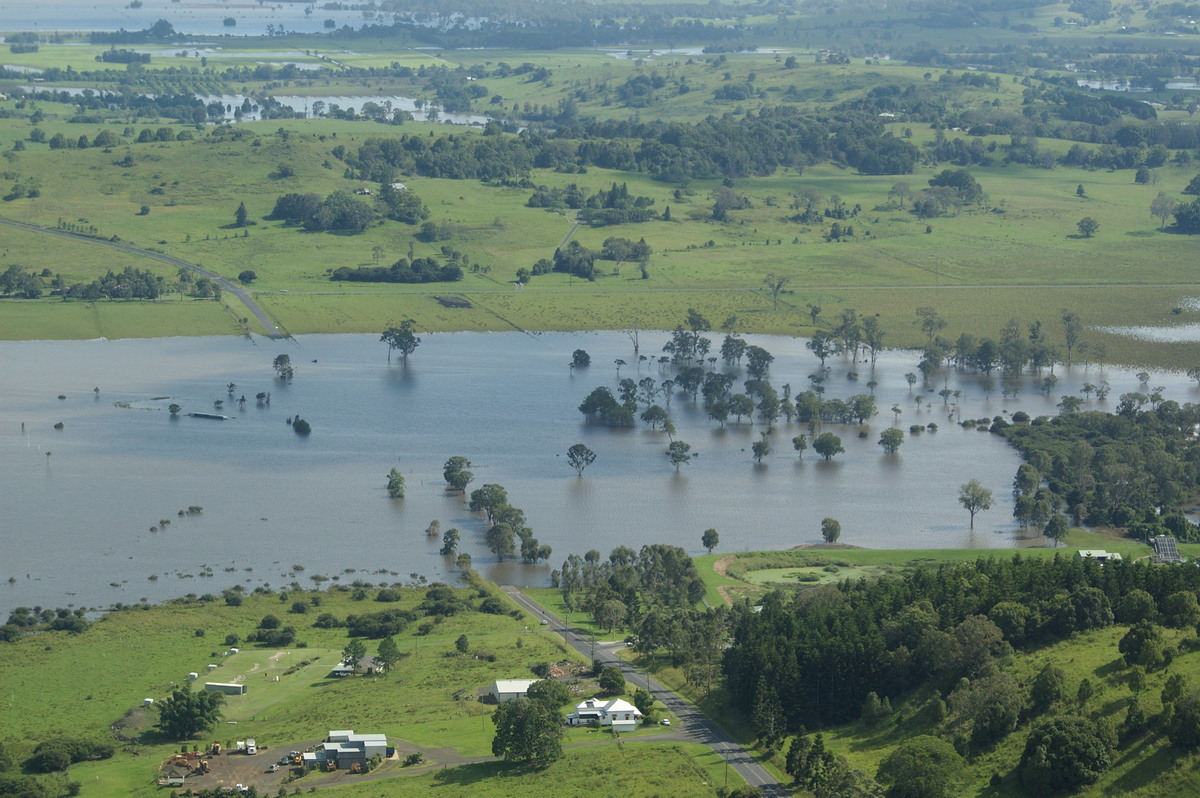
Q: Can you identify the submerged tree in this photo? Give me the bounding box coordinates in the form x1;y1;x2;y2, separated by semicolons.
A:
272;353;293;380
813;433;844;460
566;443;596;477
821;517;841;544
878;428;904;454
958;479;993;528
386;468;405;498
666;440;694;471
381;319;421;362
439;527;460;556
443;456;474;492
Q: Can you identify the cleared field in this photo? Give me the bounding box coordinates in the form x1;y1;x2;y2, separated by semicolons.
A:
3;49;1200;369
0;582;736;797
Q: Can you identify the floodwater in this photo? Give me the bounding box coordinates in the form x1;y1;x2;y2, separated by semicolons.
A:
0;0;373;37
200;94;493;125
1096;298;1200;342
1;331;1192;614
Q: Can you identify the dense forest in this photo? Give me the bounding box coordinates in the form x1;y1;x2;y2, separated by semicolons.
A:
342;109;919;182
724;554;1200;728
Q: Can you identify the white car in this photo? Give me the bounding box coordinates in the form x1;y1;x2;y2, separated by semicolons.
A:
660;719;671;726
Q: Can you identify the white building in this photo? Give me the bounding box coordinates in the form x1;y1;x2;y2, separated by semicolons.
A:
302;730;389;770
1077;550;1123;564
490;679;538;703
568;697;643;732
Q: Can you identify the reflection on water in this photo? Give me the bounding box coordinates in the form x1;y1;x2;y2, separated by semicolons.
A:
0;0;371;36
2;331;1192;612
1093;324;1200;343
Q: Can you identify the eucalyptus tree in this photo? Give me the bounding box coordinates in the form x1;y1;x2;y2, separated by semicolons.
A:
566;443;596;476
443;456;474;492
958;479;994;528
813;433;844;460
380;319;420;362
666;441;694;470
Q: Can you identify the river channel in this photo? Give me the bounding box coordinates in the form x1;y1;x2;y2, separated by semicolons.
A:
2;331;1191;614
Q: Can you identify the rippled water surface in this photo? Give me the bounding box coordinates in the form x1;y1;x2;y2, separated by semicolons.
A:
3;331;1194;612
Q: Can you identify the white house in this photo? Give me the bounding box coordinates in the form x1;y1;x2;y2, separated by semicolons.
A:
490;679;538;703
568;697;643;732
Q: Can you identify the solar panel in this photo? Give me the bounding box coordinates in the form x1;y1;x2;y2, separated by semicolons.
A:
1153;536;1182;563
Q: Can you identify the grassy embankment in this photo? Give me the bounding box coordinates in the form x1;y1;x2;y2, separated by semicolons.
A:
2;49;1200;366
0;584;732;797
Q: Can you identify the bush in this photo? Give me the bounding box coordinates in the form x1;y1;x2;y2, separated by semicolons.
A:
479;596;508;615
1019;717;1112;795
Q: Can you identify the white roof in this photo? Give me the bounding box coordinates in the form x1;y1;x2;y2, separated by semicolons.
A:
1077;550;1122;560
574;697;641;715
493;679;538;694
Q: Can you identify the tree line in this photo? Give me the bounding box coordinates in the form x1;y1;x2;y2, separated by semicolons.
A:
724;553;1200;732
342;106;918;186
1000;403;1200;539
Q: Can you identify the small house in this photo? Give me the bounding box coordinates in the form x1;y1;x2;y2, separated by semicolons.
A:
490;679;538;703
568;697;643;732
328;656;384;678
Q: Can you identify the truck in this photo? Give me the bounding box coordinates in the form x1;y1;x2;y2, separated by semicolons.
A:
245;739;257;755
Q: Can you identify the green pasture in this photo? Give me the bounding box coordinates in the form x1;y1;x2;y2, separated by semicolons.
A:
694;533;1200;605
289;743;734;797
738;564;889;587
0;582;737;796
3;52;1200;366
807;624;1200;798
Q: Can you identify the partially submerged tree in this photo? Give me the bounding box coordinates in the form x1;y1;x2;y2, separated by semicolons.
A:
386;468;405;499
272;353;293;380
821;517;841;544
566;443;596;476
666;440;694;470
381;319;421;362
958;479;993;528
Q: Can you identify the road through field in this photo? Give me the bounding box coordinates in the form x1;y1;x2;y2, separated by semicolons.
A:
0;216;288;339
501;585;791;797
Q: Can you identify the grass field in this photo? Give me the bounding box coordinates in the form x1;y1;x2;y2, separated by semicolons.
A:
2;46;1200;366
0;581;739;797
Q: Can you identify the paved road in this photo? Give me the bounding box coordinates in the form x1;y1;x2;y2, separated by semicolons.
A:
501;586;790;797
0;216;287;339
